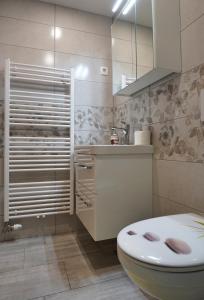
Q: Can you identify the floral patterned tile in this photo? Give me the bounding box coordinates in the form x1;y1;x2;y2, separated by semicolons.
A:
152;116;204;162
149;64;204;124
75;106;113;131
113;101;129;128
130;88;150;129
75;130;111;145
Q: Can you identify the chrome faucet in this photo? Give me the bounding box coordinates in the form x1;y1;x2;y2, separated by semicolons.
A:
112;122;130;145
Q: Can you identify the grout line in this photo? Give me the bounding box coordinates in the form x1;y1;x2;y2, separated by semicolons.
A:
75;104;113;108
0;42;111;63
75;129;112;132
62;261;71;290
153;194;204;214
0;15;112;39
0;42;112;63
181;12;204;32
0;15;53;27
153;157;204;165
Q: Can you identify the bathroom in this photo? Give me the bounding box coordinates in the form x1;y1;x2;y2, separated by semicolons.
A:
0;0;204;299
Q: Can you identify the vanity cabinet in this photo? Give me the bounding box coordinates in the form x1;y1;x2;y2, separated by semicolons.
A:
112;0;181;96
75;145;153;241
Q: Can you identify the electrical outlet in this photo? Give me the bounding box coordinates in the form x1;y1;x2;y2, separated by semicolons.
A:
100;66;109;76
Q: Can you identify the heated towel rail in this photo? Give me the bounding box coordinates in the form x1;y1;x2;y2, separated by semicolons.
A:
4;59;74;221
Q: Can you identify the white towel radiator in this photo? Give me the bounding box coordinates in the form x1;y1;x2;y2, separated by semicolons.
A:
4;59;74;221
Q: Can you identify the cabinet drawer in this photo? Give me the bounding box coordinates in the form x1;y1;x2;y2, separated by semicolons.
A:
76;178;96;210
75;162;95;181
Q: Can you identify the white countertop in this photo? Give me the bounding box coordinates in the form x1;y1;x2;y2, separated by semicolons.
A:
75;145;153;155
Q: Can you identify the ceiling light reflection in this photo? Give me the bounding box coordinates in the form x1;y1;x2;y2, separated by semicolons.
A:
44;53;54;66
75;64;89;80
112;0;124;13
51;27;62;39
122;0;136;15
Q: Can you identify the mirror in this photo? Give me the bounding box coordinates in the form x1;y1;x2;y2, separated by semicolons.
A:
136;0;153;79
112;0;153;94
112;1;137;94
112;0;181;96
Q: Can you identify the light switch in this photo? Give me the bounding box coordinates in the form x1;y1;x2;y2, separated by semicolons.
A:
100;66;109;76
201;89;204;122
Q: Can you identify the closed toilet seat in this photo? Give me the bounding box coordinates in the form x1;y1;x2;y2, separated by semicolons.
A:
117;213;204;272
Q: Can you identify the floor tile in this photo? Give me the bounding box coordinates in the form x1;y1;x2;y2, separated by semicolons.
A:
45;277;149;300
64;252;125;289
0;263;70;300
0;248;24;273
24;233;102;268
1;236;44;251
44;233;99;260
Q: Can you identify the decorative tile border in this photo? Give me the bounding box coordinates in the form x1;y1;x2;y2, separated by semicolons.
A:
75;106;113;131
75;130;111;145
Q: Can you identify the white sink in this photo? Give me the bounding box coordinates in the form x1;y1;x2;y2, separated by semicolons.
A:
75;144;153;155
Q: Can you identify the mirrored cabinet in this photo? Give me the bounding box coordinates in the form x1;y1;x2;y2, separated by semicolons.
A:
112;0;181;96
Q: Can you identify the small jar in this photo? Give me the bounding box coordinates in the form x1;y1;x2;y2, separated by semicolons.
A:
111;128;119;145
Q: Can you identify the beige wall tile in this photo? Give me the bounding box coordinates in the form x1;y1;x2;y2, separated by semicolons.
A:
112;38;132;64
136;26;153;47
55;52;112;84
136;44;154;67
56;6;111;37
111;20;132;41
0;0;55;25
153;195;200;217
181;15;204;72
153;159;204;213
75;80;113;107
55;27;111;60
0;44;54;72
180;0;204;30
0;17;54;51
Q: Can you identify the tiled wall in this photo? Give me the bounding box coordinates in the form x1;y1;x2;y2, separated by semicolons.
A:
114;0;204;217
0;0;113;239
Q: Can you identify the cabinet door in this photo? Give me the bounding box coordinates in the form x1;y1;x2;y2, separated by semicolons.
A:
112;0;181;96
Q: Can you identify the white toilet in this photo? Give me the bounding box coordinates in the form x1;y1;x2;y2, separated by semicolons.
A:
117;213;204;300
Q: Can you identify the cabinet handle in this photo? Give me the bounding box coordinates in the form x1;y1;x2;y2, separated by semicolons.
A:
77;163;93;170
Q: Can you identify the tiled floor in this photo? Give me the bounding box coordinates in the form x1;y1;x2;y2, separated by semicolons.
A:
0;232;152;300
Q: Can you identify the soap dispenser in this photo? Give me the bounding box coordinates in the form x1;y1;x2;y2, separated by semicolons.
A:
111;128;119;145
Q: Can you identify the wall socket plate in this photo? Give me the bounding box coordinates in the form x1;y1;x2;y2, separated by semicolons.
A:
201;89;204;122
100;66;109;76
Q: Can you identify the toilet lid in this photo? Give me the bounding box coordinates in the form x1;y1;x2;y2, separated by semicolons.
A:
117;214;204;268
